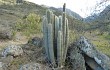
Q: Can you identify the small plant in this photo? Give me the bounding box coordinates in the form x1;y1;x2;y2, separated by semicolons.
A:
15;13;41;36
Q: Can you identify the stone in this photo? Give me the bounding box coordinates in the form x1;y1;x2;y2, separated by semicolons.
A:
77;36;110;70
0;56;14;64
19;63;51;70
68;44;86;70
0;28;13;40
0;62;8;70
2;45;23;57
28;37;42;47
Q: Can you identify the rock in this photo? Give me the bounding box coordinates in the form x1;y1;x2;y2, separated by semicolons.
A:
0;28;13;40
77;36;110;70
19;63;51;70
28;37;42;47
0;62;8;70
2;45;23;57
68;44;86;70
84;54;104;70
0;56;14;64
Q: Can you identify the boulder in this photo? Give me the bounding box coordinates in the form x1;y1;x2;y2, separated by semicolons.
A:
28;37;42;47
77;36;110;70
0;28;13;40
19;63;51;70
68;44;86;70
2;45;23;57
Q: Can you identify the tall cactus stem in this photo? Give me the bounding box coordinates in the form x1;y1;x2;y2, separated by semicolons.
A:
46;10;53;23
62;12;67;62
57;31;63;67
42;16;50;60
63;18;69;62
47;23;56;66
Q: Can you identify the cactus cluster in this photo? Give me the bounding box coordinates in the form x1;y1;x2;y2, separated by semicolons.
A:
42;3;69;67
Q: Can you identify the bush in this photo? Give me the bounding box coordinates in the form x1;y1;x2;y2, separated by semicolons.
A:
15;13;41;36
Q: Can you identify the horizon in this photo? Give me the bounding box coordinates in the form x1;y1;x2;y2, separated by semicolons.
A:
25;0;110;18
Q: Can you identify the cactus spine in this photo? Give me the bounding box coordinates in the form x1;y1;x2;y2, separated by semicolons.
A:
42;3;69;68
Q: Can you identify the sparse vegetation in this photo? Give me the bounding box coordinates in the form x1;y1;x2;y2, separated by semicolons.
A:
15;13;41;37
0;0;110;70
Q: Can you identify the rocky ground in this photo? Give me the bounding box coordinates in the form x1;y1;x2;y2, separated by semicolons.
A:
0;36;109;70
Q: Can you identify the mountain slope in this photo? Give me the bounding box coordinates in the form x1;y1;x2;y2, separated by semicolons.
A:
0;1;47;27
58;8;83;20
84;5;110;23
49;7;83;20
0;1;86;33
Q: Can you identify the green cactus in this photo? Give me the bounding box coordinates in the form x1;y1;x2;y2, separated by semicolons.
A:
46;10;53;24
63;18;69;62
62;12;67;63
57;31;63;67
42;16;50;60
47;23;56;66
42;3;69;68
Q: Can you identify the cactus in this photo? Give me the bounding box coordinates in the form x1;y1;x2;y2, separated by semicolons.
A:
42;3;69;68
63;18;69;63
42;16;50;60
47;24;56;66
57;31;63;67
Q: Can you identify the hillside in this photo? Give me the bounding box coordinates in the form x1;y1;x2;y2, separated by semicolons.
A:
85;5;110;22
83;5;110;58
85;5;110;34
49;7;83;20
0;0;86;34
0;1;110;70
0;0;88;49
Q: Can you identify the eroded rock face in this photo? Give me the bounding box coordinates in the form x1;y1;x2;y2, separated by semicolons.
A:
19;63;51;70
77;36;110;70
68;44;86;70
2;45;23;57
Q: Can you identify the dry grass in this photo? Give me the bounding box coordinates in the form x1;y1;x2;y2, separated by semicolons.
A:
84;31;110;57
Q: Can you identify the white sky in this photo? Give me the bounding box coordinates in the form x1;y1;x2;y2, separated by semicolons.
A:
25;0;110;18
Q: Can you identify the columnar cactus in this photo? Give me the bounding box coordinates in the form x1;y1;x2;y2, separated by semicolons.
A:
57;31;63;67
47;24;56;66
42;3;69;68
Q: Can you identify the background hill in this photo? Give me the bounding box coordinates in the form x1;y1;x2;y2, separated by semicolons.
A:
84;5;110;23
85;5;110;35
0;0;86;34
49;7;83;20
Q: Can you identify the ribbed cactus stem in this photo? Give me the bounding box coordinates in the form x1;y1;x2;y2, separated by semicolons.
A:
47;24;56;66
46;10;53;23
62;12;67;63
42;16;50;60
57;31;63;67
63;18;69;62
